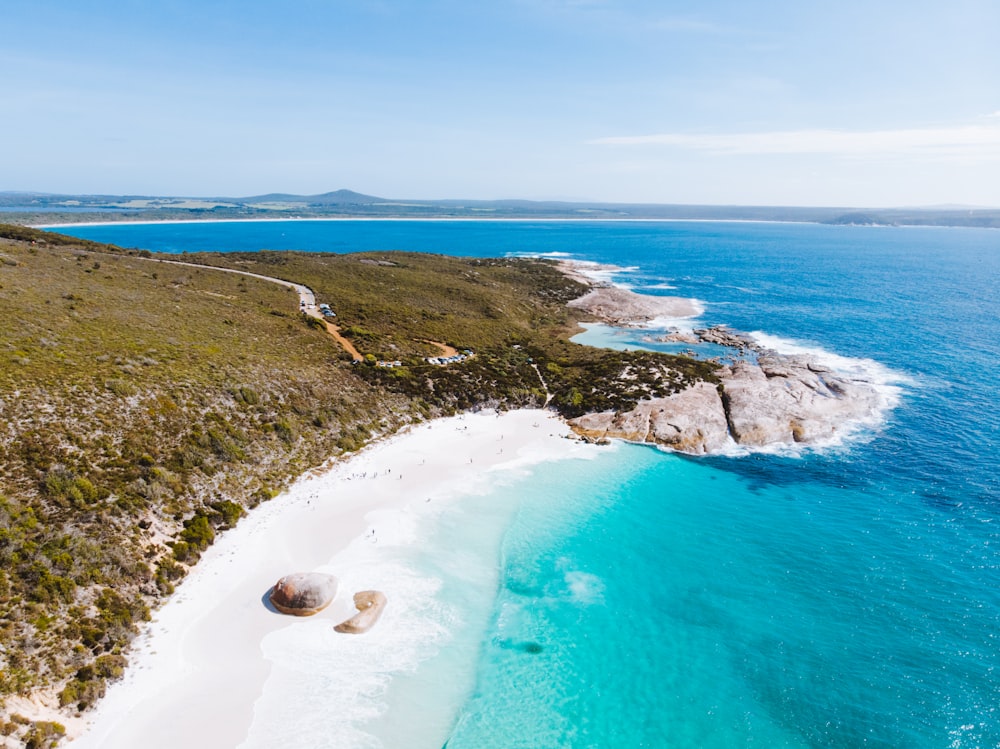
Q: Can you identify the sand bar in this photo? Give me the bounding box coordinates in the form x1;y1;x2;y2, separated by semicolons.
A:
68;409;598;748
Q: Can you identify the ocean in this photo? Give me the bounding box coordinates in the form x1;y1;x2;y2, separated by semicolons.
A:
62;220;1000;747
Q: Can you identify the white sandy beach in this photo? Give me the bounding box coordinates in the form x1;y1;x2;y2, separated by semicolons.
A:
67;409;599;749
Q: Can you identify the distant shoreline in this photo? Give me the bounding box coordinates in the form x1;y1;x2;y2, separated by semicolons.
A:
35;216;819;229
7;188;997;231
33;216;998;232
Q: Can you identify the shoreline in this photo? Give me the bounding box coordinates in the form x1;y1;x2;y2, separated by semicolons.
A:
559;259;706;324
34;216;823;230
559;261;908;456
67;409;601;748
27;216;998;232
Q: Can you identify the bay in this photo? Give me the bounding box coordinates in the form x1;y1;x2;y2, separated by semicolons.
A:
62;219;1000;747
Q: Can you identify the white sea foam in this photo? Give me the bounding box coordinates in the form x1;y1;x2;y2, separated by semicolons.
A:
507;250;575;259
749;331;913;392
563;570;606;605
509;254;644;290
565;260;641;290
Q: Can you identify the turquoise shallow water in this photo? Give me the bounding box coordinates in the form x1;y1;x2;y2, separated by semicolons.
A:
63;220;1000;746
444;447;1000;747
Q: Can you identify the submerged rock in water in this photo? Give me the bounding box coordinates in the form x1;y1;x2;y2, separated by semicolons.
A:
334;590;388;634
498;639;545;654
269;572;338;616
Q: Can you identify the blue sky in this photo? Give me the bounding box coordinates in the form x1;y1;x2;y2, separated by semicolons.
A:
3;0;999;206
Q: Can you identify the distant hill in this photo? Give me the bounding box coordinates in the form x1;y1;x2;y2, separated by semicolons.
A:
241;189;381;205
1;190;998;228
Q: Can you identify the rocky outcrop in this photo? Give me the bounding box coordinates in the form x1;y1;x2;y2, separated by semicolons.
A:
719;353;881;446
567;286;701;326
557;252;891;455
269;572;339;616
569;328;885;454
334;591;387;634
657;330;700;344
691;326;755;356
572;381;731;454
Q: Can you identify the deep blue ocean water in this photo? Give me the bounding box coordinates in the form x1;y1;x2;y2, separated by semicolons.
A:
63;220;1000;747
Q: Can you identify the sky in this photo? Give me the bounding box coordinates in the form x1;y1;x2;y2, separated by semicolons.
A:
3;0;999;207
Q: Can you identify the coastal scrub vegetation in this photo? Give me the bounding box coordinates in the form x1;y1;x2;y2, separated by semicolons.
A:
183;250;718;415
0;226;412;744
0;225;719;744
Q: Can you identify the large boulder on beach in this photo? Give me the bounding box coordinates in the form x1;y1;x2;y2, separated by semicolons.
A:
269;572;338;616
334;590;388;634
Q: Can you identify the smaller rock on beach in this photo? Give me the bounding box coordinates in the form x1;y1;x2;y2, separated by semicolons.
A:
334;591;388;634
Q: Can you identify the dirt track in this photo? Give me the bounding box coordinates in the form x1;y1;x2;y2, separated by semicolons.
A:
109;253;366;361
323;321;363;361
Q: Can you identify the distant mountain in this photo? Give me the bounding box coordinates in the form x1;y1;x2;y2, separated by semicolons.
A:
2;189;998;228
241;189;382;205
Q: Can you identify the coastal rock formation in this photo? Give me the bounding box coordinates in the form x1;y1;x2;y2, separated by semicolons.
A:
657;330;700;344
572;381;731;454
334;590;388;634
569;327;885;454
692;326;754;355
269;572;339;616
567;286;701;326
556;260;888;453
719;353;880;446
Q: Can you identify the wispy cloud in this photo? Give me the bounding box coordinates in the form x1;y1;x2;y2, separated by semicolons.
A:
590;124;1000;158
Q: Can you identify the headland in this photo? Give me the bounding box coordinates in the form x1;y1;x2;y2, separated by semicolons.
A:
557;261;902;454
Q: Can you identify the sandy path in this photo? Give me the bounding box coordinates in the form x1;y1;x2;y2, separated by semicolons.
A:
324;321;364;361
422;339;459;357
138;255;316;305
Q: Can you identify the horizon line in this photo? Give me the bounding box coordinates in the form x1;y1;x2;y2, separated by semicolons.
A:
2;189;999;213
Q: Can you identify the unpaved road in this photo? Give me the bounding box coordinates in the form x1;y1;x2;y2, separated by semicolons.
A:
119;254;364;361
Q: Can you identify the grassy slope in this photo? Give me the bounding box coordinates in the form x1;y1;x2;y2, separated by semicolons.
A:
0;227;718;745
189;250;718;415
0;231;412;743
